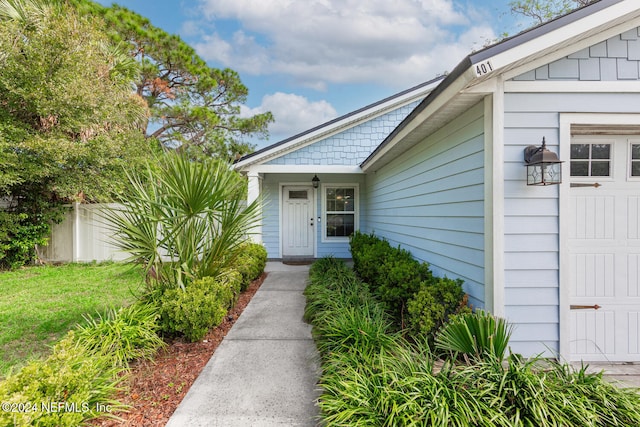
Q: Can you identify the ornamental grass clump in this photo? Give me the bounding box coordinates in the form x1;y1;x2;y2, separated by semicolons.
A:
308;256;640;427
75;302;166;369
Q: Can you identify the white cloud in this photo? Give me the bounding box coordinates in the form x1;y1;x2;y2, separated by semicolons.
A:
242;92;338;141
193;0;497;90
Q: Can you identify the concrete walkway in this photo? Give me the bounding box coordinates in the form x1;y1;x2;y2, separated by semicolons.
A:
166;262;320;427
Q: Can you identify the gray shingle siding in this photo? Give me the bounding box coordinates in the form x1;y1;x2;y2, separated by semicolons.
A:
514;27;640;81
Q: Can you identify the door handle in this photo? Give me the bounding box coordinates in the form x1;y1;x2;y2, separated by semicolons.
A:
310;218;314;227
570;304;601;310
570;183;601;188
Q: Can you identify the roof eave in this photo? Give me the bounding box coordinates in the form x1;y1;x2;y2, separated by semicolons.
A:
233;77;444;171
361;0;636;172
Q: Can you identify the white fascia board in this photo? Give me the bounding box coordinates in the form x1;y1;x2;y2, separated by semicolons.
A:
504;80;640;93
361;68;477;173
246;164;364;175
471;1;640;81
234;82;439;171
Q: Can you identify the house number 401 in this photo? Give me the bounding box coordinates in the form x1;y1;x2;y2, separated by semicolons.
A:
474;60;494;77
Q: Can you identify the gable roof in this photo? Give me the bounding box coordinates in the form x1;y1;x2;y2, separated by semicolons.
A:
234;76;444;170
361;0;640;172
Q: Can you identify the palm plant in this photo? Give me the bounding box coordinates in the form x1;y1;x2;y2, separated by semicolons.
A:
102;153;261;291
435;309;513;363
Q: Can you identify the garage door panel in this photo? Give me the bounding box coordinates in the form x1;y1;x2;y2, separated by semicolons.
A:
628;312;640;354
570;310;615;357
569;136;640;362
571;253;615;297
630;254;640;297
570;195;615;239
629;196;640;239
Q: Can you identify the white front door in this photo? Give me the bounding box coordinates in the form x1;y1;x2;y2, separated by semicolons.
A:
282;186;315;257
568;135;640;362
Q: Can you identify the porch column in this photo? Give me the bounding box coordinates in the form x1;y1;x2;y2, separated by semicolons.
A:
247;172;263;244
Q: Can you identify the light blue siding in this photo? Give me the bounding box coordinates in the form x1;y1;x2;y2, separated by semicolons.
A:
266;101;420;166
362;102;485;308
503;30;640;354
260;173;365;259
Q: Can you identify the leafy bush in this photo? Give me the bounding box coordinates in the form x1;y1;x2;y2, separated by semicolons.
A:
160;269;241;341
350;231;437;324
406;277;471;342
75;302;166;368
0;208;63;270
349;231;392;287
435;309;513;363
308;256;640;427
376;251;433;322
0;332;126;427
234;242;267;291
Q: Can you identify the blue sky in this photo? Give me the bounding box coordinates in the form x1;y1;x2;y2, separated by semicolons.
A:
95;0;529;150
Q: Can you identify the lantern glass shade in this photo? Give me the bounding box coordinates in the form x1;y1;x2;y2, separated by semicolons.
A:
312;174;320;188
526;162;562;185
524;138;563;186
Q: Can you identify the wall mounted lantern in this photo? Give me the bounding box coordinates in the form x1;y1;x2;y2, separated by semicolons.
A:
524;137;563;186
312;174;320;189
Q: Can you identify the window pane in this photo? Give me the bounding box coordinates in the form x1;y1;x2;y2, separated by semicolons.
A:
288;190;308;199
326;214;354;237
571;144;589;159
326;187;356;212
570;161;589;176
632;161;640;177
591;161;610;177
591;144;611;159
632;144;640;160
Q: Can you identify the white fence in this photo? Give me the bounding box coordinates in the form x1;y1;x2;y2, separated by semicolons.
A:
38;203;127;263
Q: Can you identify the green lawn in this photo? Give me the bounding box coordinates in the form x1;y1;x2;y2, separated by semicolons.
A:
0;262;145;378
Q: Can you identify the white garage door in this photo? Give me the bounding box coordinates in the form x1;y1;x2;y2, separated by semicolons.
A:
569;135;640;362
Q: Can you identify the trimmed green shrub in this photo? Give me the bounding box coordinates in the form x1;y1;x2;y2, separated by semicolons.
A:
160;269;242;341
234;242;267;290
376;251;433;321
435;309;513;363
75;302;166;368
350;231;436;324
407;277;471;342
349;231;392;287
0;331;126;427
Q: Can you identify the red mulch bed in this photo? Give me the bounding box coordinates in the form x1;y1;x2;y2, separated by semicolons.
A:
88;272;267;427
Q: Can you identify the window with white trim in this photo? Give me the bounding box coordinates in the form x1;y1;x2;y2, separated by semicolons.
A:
324;185;357;239
570;143;611;177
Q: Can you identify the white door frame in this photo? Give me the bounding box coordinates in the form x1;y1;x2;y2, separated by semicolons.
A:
279;183;317;258
559;113;640;362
